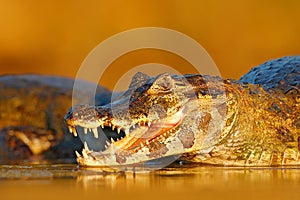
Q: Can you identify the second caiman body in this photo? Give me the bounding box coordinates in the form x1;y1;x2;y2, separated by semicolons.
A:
65;56;300;167
0;75;111;163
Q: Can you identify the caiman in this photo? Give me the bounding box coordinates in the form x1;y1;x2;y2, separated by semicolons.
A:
0;74;111;163
65;56;300;168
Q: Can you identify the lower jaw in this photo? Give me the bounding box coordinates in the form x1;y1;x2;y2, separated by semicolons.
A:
76;150;181;171
74;110;185;167
76;126;183;169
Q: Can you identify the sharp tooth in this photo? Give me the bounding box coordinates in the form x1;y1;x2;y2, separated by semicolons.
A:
117;128;120;134
101;124;104;129
132;124;136;129
84;141;90;151
112;125;115;131
106;140;110;146
88;128;91;132
146;140;150;145
92;128;98;138
72;127;78;137
75;151;81;158
68;126;73;133
125;128;129;135
84;128;88;134
82;149;88;158
111;138;115;143
148;121;151;127
108;123;111;127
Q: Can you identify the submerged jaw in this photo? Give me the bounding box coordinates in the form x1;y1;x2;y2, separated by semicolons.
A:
66;108;185;166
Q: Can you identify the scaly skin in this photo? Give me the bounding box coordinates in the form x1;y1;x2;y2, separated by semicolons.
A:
65;56;300;167
0;74;111;162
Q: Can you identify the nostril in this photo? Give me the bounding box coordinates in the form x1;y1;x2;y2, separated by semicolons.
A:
64;108;73;120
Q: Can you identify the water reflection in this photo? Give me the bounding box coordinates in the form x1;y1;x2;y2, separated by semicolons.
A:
75;165;300;190
1;164;300;200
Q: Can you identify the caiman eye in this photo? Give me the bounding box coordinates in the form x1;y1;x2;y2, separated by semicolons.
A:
149;73;174;94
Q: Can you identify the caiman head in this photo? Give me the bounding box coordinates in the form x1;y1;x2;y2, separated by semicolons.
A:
65;72;237;168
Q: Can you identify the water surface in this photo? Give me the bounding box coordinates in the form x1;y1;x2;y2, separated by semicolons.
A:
1;164;300;200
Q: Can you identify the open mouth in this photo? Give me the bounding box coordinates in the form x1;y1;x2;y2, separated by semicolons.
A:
67;109;184;158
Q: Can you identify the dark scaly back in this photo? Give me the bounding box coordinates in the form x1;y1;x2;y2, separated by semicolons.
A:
240;56;300;94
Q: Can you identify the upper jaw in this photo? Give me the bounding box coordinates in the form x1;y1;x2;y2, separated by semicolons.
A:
65;105;152;138
65;100;185;136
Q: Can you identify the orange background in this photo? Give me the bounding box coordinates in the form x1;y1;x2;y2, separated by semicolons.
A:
0;0;299;90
